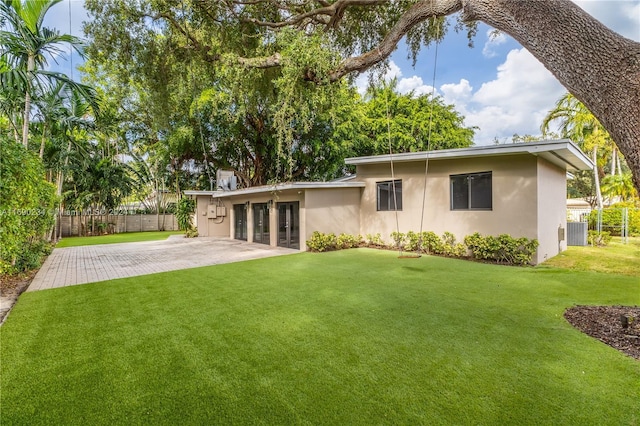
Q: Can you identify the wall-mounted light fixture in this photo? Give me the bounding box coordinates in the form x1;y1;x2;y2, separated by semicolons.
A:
267;200;273;209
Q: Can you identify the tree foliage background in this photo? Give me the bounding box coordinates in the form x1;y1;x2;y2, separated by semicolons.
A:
82;0;475;189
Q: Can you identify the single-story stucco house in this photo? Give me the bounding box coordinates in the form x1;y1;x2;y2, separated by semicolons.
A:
185;139;593;264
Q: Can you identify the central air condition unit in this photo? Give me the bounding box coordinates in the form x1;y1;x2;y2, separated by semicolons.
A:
216;170;237;191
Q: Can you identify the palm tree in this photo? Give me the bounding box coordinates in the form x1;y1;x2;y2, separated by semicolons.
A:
541;93;615;209
0;0;97;148
601;173;638;204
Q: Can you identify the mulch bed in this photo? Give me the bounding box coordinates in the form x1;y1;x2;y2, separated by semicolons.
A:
0;271;35;324
564;305;640;360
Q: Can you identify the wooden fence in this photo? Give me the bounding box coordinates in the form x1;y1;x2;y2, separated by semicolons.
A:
60;213;178;237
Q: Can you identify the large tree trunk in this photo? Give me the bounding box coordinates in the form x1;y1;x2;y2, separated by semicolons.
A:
329;0;640;192
459;0;640;192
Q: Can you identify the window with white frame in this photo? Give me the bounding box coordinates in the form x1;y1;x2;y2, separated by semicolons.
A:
450;172;492;210
377;180;402;211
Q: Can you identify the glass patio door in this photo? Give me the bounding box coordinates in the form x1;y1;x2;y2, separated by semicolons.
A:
233;204;247;241
252;203;270;245
277;202;299;249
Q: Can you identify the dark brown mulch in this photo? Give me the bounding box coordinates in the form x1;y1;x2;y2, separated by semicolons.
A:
564;305;640;360
0;271;36;324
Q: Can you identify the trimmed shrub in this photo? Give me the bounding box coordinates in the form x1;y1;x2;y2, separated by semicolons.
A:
588;230;612;246
307;231;337;252
442;232;466;257
365;233;385;248
390;231;406;249
336;233;362;249
421;231;444;255
464;233;539;265
185;228;199;238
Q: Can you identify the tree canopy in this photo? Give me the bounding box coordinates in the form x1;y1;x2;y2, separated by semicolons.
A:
0;0;98;147
83;2;475;189
85;0;640;193
357;80;474;156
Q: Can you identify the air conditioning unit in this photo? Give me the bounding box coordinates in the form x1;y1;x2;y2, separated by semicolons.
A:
216;170;237;191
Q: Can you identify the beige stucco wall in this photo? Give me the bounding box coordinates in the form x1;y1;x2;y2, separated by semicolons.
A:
191;153;567;262
194;195;231;237
195;191;306;247
305;188;361;242
355;154;540;252
535;158;568;264
194;188;361;251
226;191;305;246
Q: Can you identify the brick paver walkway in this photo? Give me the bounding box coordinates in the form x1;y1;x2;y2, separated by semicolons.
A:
28;236;297;291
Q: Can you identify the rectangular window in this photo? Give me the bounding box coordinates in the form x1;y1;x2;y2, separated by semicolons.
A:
377;180;402;211
450;172;492;210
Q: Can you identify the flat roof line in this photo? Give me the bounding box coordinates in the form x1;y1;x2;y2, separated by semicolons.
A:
345;139;593;171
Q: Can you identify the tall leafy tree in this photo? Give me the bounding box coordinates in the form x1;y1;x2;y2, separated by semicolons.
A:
0;0;97;147
601;173;637;204
355;79;474;156
85;0;640;194
83;8;359;188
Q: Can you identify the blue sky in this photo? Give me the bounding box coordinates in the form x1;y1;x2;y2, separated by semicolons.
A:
44;0;640;145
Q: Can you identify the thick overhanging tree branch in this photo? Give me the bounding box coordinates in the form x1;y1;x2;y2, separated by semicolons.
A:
236;53;282;69
236;0;389;29
328;0;462;80
156;0;640;192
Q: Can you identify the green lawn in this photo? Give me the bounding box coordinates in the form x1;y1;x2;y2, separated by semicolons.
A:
55;231;183;248
541;237;640;276
1;249;638;424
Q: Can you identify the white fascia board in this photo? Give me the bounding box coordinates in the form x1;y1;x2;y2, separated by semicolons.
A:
185;182;365;199
345;139;593;171
183;190;222;196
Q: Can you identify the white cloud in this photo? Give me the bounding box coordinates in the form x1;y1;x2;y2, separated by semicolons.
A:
481;29;508;58
462;49;565;144
440;79;473;106
385;61;403;81
355;60;437;97
396;75;436;97
357;50;566;145
395;50;565;145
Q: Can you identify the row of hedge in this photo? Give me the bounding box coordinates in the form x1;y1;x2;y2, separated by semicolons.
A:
1;140;57;275
587;203;640;236
307;231;539;266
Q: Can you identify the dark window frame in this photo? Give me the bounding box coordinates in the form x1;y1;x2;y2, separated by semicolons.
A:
450;171;492;211
377;180;403;211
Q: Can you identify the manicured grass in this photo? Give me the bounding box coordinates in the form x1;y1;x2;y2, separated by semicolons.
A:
55;231;183;248
1;249;639;424
541;237;640;276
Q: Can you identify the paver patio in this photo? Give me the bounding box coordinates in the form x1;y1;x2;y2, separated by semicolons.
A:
28;236;297;291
